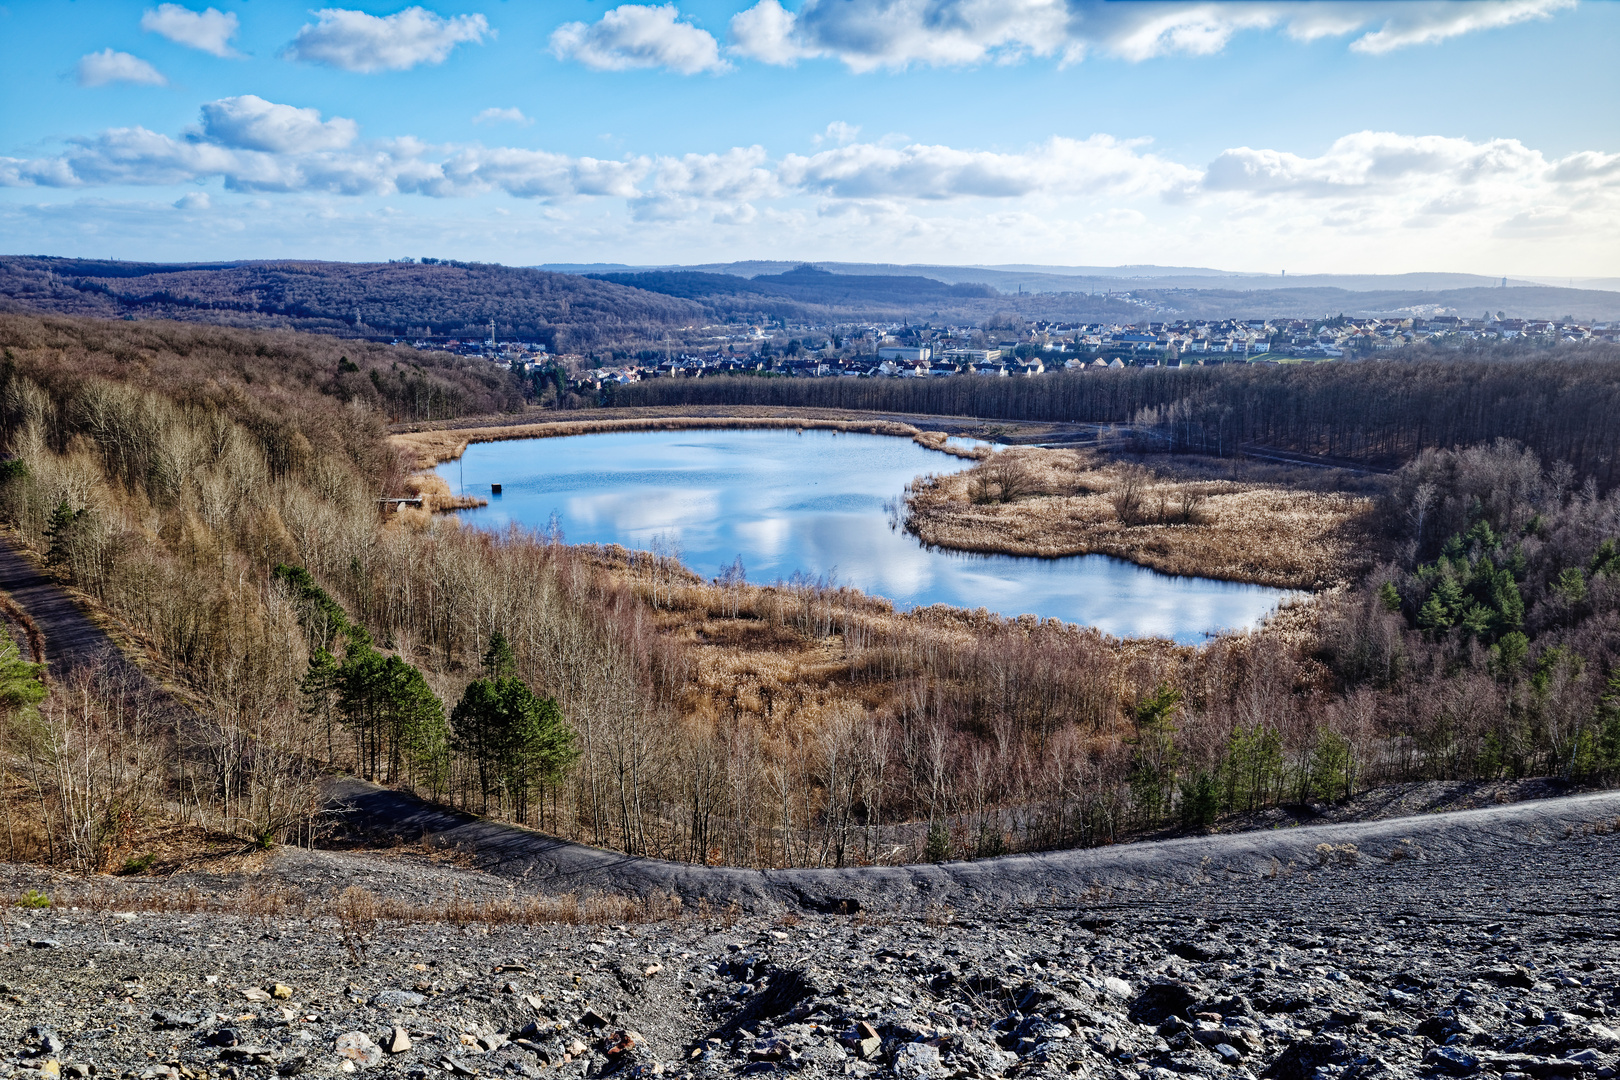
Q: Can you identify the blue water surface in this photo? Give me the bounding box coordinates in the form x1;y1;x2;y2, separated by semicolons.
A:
436;429;1293;643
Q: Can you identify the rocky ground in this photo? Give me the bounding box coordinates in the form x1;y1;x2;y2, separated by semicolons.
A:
2;798;1620;1080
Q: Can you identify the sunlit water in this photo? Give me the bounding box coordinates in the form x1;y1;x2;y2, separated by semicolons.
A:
436;429;1294;643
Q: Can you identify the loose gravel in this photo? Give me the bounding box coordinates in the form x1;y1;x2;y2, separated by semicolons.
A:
2;803;1619;1080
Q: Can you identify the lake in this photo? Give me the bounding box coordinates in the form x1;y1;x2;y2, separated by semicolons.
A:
435;428;1294;643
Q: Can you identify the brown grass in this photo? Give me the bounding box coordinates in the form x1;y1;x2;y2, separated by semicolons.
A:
905;448;1376;590
390;415;983;469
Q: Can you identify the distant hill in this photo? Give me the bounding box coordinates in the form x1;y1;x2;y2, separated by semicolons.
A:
589;265;998;310
0;257;703;351
550;260;1608;300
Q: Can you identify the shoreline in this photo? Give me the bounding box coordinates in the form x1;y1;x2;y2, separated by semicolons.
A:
390;413;987;469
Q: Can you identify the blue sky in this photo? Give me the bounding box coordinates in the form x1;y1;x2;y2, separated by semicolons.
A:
3;0;1617;273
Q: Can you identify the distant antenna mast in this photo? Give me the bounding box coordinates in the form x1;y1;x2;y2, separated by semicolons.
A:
489;319;496;345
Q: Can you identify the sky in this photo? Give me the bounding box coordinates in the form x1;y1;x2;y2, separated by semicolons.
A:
2;0;1618;274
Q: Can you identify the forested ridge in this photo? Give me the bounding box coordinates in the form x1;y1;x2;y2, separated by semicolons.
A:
621;345;1620;490
0;257;704;351
0;315;1618;871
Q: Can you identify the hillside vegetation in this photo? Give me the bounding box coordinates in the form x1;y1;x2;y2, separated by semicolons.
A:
0;315;1617;873
0;257;703;351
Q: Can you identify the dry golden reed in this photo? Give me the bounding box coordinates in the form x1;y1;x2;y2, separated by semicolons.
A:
905;448;1374;590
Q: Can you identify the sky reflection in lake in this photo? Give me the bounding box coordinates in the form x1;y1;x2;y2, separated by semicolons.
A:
437;429;1293;643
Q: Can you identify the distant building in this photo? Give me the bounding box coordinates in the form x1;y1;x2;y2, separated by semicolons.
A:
878;345;931;362
939;348;1001;364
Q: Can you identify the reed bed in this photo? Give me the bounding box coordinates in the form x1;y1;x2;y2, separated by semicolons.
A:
905;448;1375;590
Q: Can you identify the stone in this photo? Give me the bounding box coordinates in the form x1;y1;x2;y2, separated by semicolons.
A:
841;1021;883;1059
334;1032;382;1069
27;939;63;949
388;1028;412;1054
65;1065;92;1078
603;1031;642;1059
240;988;272;1003
1423;1046;1481;1075
151;1011;202;1030
31;1029;66;1056
272;984;293;1000
1128;982;1198;1026
207;1029;243;1048
1213;1042;1244;1064
370;990;426;1009
893;1043;941;1075
38;1062;61;1080
566;1040;587;1058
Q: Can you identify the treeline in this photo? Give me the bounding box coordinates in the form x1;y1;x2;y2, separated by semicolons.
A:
618;346;1620;490
1;314;1618;871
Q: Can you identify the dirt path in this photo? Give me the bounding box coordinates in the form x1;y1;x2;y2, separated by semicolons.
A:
0;532;126;678
329;777;1620;912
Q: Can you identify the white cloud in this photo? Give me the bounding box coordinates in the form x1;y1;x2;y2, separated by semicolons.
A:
199;96;359;153
1345;0;1575;53
173;191;212;210
728;0;1575;71
473;107;533;127
285;7;490;73
551;4;727;74
813;121;861;146
780;135;1194;200
141;4;242;57
76;49;169;87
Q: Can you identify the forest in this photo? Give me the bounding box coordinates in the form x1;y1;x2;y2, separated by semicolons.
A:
0;313;1618;872
620;345;1620;490
0;257;703;352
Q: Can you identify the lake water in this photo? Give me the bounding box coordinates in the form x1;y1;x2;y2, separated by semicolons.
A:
436;429;1294;643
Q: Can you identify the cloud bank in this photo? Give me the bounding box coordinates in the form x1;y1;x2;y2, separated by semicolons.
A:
727;0;1576;70
4;96;1616;271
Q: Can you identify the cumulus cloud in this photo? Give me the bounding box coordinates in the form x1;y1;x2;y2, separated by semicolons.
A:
76;49;169;87
551;4;727;74
141;4;242;57
286;7;490;72
173;191;212;210
473;107;533;127
728;0;1575;71
199;96;359;153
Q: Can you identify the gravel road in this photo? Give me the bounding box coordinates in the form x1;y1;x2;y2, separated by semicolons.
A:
3;795;1619;1080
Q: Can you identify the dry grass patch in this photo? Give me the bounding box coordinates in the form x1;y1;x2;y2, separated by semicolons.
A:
905;449;1375;590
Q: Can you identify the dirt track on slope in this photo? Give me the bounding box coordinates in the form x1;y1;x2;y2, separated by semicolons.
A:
329;777;1620;913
